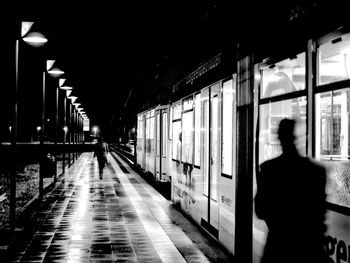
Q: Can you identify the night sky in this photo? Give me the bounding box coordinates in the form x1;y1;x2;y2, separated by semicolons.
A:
1;1;224;139
0;0;324;141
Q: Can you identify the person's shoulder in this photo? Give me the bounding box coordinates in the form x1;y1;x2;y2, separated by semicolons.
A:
260;155;282;170
301;156;326;172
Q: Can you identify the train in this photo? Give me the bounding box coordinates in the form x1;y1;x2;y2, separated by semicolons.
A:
135;6;350;263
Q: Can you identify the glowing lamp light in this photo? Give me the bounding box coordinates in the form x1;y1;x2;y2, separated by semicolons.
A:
22;32;48;47
48;67;64;77
60;85;73;90
92;126;98;136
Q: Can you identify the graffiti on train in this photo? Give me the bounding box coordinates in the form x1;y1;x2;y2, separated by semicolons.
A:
221;195;232;207
325;235;350;262
176;161;195;190
173;185;196;211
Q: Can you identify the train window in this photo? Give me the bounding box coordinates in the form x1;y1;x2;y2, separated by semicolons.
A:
258;96;307;164
182;97;194;164
173;102;182;120
169;106;173;140
202;90;210;196
146;112;154;141
137;115;142;139
194;94;201;167
150;116;154;139
156;113;160;156
315;88;350;208
162;112;167;157
260;53;306;99
211;95;219;201
317;32;350;86
172;101;182;160
146;117;149;140
172;120;181;161
183;97;193;111
222;79;235;178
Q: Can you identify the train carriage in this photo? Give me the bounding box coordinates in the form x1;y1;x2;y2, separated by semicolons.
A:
136;7;350;262
137;76;238;255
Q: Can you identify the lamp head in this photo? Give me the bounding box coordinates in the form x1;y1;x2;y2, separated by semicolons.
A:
21;22;47;47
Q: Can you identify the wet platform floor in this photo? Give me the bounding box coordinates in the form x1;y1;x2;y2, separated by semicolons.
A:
5;152;233;263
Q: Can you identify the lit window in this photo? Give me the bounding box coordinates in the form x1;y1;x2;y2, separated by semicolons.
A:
318;32;350;85
315;88;350;208
261;53;306;99
258;97;307;164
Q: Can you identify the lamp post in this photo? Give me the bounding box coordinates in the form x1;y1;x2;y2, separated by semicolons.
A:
93;126;98;137
60;80;72;173
36;126;41;141
65;90;73;166
12;21;47;229
68;95;77;162
46;60;64;182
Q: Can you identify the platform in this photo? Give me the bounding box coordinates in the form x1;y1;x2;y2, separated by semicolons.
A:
5;152;234;263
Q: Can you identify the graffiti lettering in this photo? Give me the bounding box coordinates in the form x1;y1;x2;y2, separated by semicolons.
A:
221;195;232;207
324;235;350;263
173;185;196;204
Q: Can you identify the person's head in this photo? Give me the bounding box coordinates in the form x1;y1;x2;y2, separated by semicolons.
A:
278;118;296;150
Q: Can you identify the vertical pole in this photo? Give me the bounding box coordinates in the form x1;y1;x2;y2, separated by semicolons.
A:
235;50;254;263
54;85;58;181
307;39;315;157
39;71;45;199
68;102;71;166
63;96;66;173
74;108;77;160
10;40;19;230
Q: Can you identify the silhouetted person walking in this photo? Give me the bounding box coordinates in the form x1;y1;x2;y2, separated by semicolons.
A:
255;118;328;263
94;136;109;180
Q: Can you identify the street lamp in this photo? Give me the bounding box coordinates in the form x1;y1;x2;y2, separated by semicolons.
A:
11;21;47;229
60;80;73;172
42;60;64;183
68;95;78;161
64;90;73;166
93;126;98;137
36;126;41;141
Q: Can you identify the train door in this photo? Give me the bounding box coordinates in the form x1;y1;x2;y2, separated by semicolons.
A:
141;114;146;169
201;82;221;237
156;111;161;180
155;107;169;181
136;114;146;169
145;109;156;174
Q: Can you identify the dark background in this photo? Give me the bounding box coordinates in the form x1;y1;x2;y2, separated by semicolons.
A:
1;0;344;141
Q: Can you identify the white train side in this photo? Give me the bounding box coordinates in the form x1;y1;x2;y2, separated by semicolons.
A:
137;77;237;255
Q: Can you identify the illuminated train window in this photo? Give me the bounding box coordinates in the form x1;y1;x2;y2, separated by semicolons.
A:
315;32;350;208
258;97;307;164
172;102;182;161
318;32;350;86
260;53;306;99
315;89;350;207
182;97;194;164
194;94;201;167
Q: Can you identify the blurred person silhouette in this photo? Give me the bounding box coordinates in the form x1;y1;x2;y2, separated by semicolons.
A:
94;136;109;180
255;118;328;263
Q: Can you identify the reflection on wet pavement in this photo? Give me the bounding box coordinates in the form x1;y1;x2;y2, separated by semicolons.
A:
5;152;214;263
